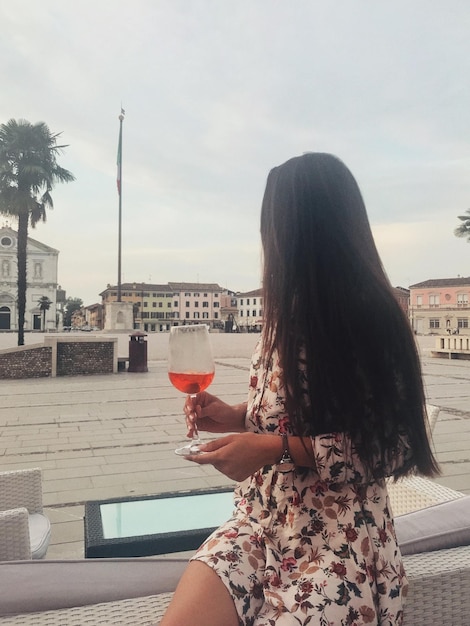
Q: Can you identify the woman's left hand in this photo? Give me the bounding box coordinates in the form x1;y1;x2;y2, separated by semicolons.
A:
185;432;280;482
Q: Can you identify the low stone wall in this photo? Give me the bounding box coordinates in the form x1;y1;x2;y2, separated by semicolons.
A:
432;335;470;360
56;341;115;376
0;344;52;379
0;337;118;379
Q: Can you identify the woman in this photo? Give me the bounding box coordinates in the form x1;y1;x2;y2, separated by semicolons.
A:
161;153;438;626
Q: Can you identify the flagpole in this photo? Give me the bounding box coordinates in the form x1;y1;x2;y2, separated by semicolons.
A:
117;109;125;302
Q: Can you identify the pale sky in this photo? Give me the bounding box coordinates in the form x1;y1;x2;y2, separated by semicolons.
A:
1;0;469;305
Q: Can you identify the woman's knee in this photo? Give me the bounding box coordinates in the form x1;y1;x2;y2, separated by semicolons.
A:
160;561;239;626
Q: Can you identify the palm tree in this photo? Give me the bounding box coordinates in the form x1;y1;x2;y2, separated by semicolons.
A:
63;297;83;328
0;119;74;345
455;209;470;243
38;295;52;331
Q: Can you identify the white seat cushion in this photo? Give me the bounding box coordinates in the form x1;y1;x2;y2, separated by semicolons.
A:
395;495;470;555
28;513;51;560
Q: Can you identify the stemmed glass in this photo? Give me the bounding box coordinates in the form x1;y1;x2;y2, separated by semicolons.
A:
168;324;215;456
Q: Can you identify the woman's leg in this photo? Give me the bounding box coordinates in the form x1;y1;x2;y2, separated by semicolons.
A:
160;561;240;626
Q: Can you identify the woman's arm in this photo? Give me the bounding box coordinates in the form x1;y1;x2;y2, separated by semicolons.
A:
188;433;315;481
188;430;411;484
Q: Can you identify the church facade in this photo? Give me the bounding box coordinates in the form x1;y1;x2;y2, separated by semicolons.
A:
0;226;59;331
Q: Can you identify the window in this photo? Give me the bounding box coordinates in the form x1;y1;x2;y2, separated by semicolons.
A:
194;312;200;319
203;293;208;297
1;260;10;277
185;312;190;319
203;301;209;307
167;302;171;308
247;299;250;305
457;318;469;328
174;301;178;308
33;262;42;279
253;298;257;304
247;310;250;316
429;294;440;307
152;293;157;298
142;312;149;319
214;293;219;298
143;302;148;307
457;294;469;307
214;312;218;319
429;319;440;329
213;302;219;308
240;311;243;316
240;299;243;305
185;301;190;307
193;292;200;297
416;295;423;307
194;301;199;307
152;302;156;307
252;310;256;317
159;302;163;308
184;292;191;297
202;312;208;319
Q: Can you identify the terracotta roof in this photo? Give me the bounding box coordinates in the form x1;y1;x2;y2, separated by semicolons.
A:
409;277;470;289
100;283;172;295
236;288;263;297
167;282;223;291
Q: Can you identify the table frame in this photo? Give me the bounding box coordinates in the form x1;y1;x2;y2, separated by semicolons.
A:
84;486;234;558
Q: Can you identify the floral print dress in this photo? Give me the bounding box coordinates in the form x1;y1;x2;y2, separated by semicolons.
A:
192;341;408;626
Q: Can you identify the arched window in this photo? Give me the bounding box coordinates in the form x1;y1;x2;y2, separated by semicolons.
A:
0;306;11;330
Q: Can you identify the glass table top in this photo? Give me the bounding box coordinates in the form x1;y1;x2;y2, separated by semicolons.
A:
100;490;234;539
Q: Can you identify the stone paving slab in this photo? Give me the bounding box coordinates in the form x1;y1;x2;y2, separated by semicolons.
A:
0;334;469;559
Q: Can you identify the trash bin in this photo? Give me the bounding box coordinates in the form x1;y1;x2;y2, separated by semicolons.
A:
128;331;148;372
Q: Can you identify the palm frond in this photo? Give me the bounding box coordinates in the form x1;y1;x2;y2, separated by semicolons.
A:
454;209;470;241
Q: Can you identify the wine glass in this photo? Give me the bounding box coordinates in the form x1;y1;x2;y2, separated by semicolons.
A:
168;324;215;456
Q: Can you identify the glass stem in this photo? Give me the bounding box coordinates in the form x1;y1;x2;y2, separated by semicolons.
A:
190;394;201;441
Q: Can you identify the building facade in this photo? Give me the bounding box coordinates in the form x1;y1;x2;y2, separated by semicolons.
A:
100;282;228;332
236;288;263;332
409;277;470;335
0;226;59;331
393;286;410;318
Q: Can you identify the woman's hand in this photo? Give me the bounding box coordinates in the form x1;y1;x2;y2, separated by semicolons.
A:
184;392;247;438
185;432;281;482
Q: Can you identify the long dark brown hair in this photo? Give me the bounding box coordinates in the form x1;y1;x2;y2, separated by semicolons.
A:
261;153;439;479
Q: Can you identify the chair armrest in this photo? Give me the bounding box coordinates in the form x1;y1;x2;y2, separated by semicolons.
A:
0;468;43;513
0;508;32;561
403;544;470;626
387;475;464;516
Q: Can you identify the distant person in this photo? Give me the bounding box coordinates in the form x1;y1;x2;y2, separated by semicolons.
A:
161;153;439;626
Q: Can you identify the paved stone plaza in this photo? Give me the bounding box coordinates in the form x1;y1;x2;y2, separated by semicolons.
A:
0;333;469;559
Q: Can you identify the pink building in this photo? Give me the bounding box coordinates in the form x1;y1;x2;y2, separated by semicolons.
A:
409;277;470;335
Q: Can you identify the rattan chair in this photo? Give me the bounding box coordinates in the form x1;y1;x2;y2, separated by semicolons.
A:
0;468;51;560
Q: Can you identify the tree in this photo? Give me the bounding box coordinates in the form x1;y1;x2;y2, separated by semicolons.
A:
63;297;83;328
455;209;470;243
0;119;74;345
38;295;52;331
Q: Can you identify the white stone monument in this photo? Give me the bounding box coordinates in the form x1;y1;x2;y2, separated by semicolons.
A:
104;301;134;332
